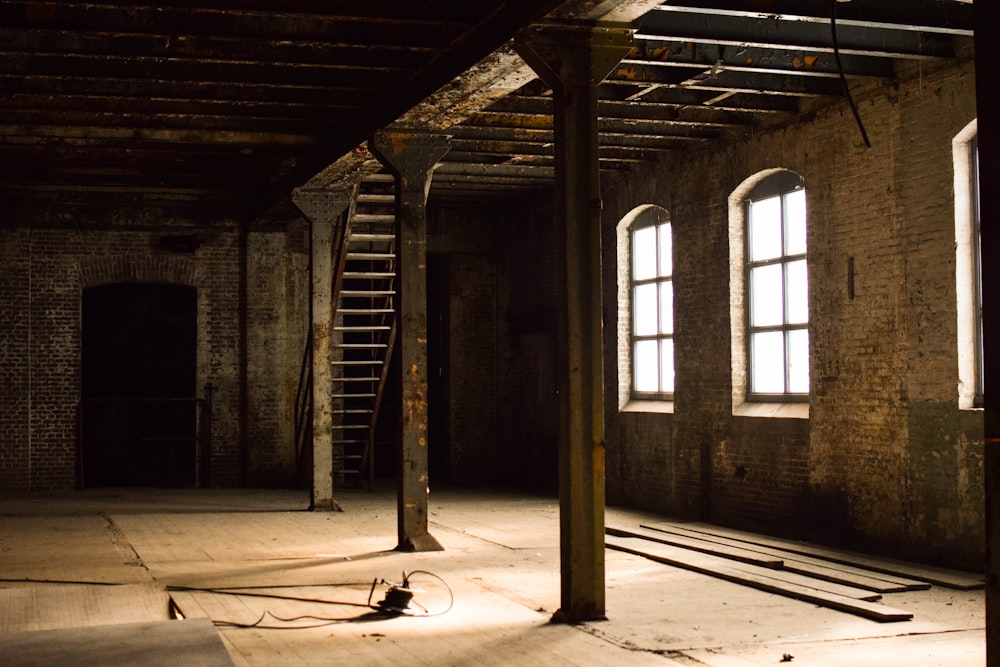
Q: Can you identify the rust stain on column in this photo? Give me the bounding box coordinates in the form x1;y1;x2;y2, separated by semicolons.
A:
369;130;449;552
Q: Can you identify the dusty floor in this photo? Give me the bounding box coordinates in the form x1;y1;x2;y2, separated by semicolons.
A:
0;486;985;666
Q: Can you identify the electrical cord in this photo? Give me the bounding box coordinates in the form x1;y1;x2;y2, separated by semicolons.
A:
213;609;368;629
167;583;373;608
169;569;453;630
831;0;871;148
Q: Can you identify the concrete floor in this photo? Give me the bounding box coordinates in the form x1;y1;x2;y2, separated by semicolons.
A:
0;486;985;666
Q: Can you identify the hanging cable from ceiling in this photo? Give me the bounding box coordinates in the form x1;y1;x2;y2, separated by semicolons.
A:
831;0;871;148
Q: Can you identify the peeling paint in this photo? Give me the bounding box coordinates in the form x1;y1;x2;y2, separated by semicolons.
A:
615;66;638;80
404;363;427;426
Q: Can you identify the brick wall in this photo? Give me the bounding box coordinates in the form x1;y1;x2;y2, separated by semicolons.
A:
595;51;982;567
0;206;307;491
246;230;308;486
0;229;31;491
446;252;499;482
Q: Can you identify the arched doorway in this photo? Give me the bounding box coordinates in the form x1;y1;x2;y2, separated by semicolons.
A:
80;282;198;487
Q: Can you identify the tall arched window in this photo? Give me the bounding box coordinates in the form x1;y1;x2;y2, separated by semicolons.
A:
743;171;808;400
617;205;673;405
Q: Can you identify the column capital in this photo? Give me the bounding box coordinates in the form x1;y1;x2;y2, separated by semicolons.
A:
369;130;451;184
291;187;353;226
514;21;633;91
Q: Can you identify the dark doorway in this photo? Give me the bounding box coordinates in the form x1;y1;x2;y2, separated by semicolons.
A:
81;282;198;487
426;253;450;484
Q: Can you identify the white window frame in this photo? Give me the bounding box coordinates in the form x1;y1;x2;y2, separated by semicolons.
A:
617;205;674;412
955;119;982;410
729;170;810;418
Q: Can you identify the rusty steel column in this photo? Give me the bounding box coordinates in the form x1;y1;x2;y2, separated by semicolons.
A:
293;188;353;511
515;22;632;622
369;131;450;552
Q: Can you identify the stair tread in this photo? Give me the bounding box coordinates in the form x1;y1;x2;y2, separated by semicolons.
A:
351;213;395;222
350;233;394;240
356;194;395;203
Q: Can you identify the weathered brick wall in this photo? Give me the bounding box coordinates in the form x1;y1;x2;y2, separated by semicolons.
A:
0;229;31;491
597;50;981;567
446;252;499;482
0;206;307;491
895;57;983;566
25;228;88;490
246;229;308;487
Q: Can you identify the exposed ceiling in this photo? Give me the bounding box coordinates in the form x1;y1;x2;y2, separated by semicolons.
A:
0;0;975;217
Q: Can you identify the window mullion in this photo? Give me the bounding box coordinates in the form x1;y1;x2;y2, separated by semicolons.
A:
744;175;807;401
654;225;662;392
780;194;789;394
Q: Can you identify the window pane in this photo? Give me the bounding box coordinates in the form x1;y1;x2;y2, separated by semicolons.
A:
660;338;674;393
634;283;658;336
633;226;657;280
784;189;807;255
751;331;785;393
785;259;808;324
750;264;783;327
749;196;782;261
787;328;809;393
659;280;673;335
658;223;672;277
634;340;659;392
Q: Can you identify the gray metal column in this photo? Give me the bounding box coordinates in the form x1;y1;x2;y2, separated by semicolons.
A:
515;22;632;623
293;188;354;511
369;130;450;552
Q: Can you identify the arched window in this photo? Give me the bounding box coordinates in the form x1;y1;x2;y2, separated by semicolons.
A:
741;171;808;400
617;205;673;405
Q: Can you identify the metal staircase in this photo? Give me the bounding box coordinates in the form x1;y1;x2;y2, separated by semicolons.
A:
330;173;397;489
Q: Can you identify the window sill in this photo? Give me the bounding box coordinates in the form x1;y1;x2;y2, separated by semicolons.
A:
621;399;674;415
733;401;809;419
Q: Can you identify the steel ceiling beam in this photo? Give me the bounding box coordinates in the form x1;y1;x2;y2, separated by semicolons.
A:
656;0;974;36
0;74;374;107
621;85;801;112
0;29;437;67
640;6;957;59
0;52;405;89
490;90;797;117
2;93;362;122
607;61;846;96
0;2;471;46
461;111;729;135
627;40;896;78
